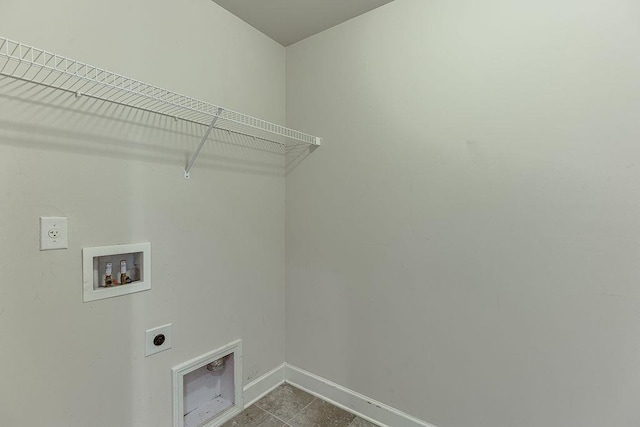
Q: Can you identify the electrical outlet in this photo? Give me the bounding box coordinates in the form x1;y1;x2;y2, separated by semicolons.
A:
145;324;172;357
40;217;68;251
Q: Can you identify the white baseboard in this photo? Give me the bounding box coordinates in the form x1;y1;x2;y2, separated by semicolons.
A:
242;363;286;407
242;362;435;427
285;364;437;427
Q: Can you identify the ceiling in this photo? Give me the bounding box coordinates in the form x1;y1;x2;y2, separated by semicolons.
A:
212;0;394;46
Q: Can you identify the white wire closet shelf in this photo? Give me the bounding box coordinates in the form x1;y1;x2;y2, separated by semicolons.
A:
0;36;322;179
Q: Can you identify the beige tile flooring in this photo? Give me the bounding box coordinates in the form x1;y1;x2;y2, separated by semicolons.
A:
222;383;378;427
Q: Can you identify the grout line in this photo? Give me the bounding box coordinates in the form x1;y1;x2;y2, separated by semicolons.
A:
254;403;296;425
268;412;293;425
283;396;317;424
259;407;291;427
259;396;318;426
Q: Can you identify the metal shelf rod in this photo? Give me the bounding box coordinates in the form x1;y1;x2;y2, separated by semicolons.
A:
184;107;223;180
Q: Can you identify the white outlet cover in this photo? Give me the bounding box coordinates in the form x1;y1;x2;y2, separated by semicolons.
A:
146;324;172;357
40;217;68;250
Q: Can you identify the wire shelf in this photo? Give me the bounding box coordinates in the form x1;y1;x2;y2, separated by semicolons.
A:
0;36;322;177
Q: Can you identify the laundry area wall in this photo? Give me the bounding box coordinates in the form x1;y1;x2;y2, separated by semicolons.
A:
286;1;640;426
0;1;286;426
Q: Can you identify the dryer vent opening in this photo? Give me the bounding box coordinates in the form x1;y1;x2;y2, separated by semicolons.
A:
173;340;243;427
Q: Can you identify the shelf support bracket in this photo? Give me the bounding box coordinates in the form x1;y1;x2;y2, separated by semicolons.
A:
184;107;224;180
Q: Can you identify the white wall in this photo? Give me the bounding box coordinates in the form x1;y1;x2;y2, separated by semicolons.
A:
286;1;640;426
0;1;286;426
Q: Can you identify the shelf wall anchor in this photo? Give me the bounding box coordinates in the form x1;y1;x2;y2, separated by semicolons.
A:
184;107;224;180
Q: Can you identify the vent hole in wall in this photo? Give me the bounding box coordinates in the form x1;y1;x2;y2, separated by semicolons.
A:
183;354;235;427
173;340;242;427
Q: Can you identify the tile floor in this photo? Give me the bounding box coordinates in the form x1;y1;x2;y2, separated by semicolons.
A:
222;383;378;427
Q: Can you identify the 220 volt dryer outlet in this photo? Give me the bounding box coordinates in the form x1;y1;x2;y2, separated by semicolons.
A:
40;217;68;250
146;324;172;357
